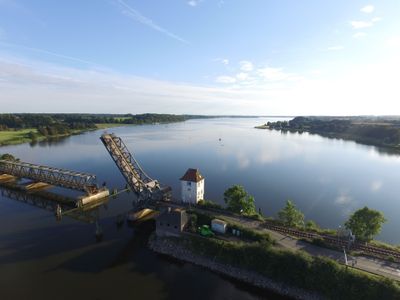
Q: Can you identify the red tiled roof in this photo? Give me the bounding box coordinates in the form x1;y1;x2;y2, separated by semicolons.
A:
180;168;204;182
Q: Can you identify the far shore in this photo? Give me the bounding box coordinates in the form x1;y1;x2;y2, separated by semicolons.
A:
0;123;125;147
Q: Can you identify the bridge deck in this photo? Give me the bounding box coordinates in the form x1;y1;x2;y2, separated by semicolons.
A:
100;133;158;193
0;159;98;194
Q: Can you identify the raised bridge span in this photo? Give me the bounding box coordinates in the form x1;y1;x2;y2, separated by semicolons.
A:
100;133;171;204
0;159;99;194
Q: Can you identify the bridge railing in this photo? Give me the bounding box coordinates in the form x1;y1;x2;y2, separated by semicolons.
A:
0;159;98;194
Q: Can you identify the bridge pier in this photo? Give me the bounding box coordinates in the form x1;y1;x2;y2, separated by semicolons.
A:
77;189;110;207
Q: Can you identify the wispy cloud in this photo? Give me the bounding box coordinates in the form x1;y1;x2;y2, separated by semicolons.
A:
350;21;373;29
116;0;188;44
350;16;381;30
187;0;202;7
0;41;98;66
214;58;229;65
361;5;374;14
257;67;295;81
239;60;254;72
1;51;400;115
215;75;236;83
236;72;249;81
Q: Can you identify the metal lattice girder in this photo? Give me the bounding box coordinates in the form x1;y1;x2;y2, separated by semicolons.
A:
100;133;170;203
0;160;98;194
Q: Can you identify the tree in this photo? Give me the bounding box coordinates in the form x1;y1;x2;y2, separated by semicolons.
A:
305;220;319;231
223;185;256;215
278;200;304;227
345;206;386;242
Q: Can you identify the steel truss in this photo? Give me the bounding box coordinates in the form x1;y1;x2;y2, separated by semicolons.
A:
0;159;98;194
100;133;170;204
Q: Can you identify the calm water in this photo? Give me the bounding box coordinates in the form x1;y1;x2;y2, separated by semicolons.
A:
1;117;400;299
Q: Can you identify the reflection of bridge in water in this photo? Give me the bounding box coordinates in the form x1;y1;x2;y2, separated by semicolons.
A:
0;185;110;240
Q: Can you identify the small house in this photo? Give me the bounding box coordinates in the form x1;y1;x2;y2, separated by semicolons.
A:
211;218;227;234
180;168;204;204
156;207;188;237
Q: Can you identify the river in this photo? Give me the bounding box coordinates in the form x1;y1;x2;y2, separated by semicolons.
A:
1;117;400;299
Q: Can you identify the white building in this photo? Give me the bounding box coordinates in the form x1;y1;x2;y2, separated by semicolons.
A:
180;168;204;204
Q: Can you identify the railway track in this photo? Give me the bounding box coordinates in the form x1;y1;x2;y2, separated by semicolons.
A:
262;221;400;259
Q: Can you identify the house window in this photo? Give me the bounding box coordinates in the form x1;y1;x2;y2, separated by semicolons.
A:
174;225;177;229
167;223;170;227
187;181;192;186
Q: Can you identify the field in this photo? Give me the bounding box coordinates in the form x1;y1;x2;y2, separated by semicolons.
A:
0;129;39;146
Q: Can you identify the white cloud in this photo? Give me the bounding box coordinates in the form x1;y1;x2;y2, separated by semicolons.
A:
187;0;202;7
353;32;367;39
236;72;249;81
1;50;400;116
239;60;254;72
326;45;344;51
361;5;374;14
257;67;290;81
116;0;188;44
213;58;229;65
215;75;236;83
350;21;373;29
371;17;382;23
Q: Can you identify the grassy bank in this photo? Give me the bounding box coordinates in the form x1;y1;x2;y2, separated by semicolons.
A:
0;123;126;147
0;128;41;146
175;234;400;300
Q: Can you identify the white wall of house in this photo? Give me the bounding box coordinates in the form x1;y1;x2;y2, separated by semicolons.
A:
181;179;204;204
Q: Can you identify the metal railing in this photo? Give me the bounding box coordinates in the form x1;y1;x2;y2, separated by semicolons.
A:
0;159;98;194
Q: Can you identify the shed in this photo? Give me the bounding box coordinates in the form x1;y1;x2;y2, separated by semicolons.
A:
156;207;188;237
211;218;227;234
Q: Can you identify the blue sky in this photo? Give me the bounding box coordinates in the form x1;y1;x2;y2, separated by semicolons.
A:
0;0;399;115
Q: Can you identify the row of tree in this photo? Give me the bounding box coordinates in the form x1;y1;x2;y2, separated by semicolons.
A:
0;113;194;131
222;185;386;242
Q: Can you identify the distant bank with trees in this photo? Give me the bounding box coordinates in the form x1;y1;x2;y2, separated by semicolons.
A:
0;113;211;146
258;116;400;151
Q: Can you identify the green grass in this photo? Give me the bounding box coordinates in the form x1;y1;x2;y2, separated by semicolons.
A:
172;235;400;300
0;128;40;146
95;123;128;129
0;124;127;147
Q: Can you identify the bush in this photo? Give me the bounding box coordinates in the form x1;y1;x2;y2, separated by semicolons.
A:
197;200;223;210
229;223;273;244
177;235;400;300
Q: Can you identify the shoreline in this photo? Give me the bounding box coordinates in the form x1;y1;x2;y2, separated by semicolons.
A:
0;123;128;147
148;234;324;300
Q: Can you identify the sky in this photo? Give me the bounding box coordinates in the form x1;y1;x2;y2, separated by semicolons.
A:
0;0;400;115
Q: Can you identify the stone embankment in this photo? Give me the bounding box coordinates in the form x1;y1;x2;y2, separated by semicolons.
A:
148;234;324;300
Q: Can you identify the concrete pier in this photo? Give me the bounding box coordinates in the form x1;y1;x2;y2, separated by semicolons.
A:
77;189;110;207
